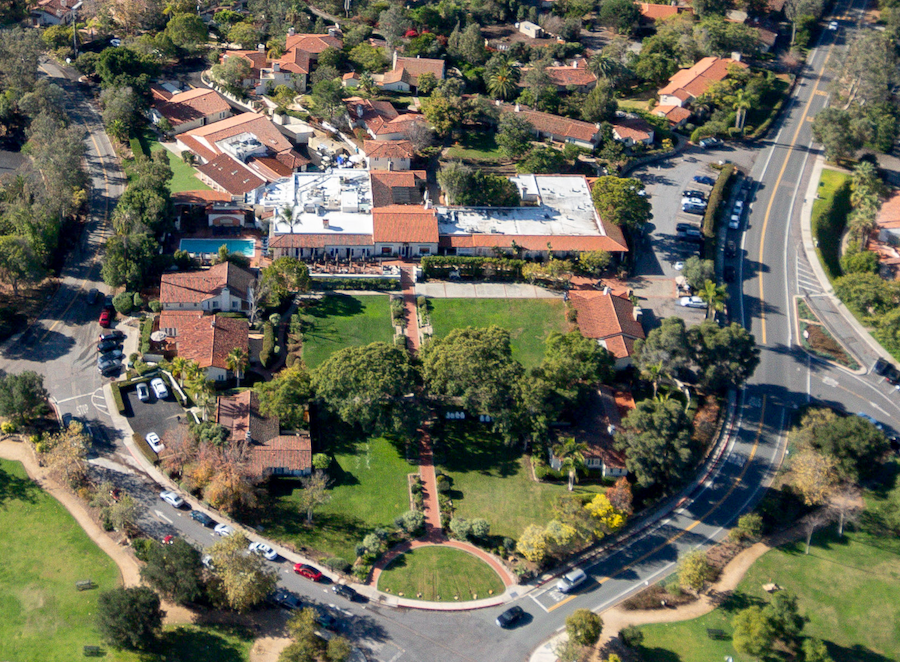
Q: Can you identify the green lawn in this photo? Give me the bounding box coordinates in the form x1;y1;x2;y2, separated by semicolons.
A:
437;424;603;540
301;294;394;369
149;140;211;194
428;298;568;369
262;436;417;562
445;130;505;162
637;507;900;662
811;169;852;282
377;546;505;601
0;458;138;662
155;624;254;662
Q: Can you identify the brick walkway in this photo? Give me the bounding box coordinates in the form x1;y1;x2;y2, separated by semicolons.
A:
399;266;420;351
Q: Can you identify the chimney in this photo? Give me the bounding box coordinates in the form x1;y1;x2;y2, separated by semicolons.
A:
257;43;266;52
603;285;611;295
288;27;295;36
572;60;577;68
392;50;398;69
731;51;741;62
633;307;643;321
273;62;280;72
323;218;330;229
210;316;217;328
514;103;520;112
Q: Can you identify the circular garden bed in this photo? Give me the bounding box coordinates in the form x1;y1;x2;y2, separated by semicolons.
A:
377;546;505;602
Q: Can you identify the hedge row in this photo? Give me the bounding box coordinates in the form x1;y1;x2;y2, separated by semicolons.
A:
420;256;525;281
812;179;852;281
312;278;401;291
259;321;275;368
140;316;153;354
702;164;735;259
110;382;126;413
133;432;158;465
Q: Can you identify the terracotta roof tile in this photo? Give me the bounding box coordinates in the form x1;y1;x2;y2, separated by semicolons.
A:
569;290;645;358
158;311;249;370
611;117;654;141
246;155;293;181
247;433;312;477
653;104;693;124
216;390;280;444
160;262;256;306
276;48;311;74
155;88;231;127
285;33;343;54
181;112;294;162
542;61;598;88
363;140;414;159
197;154;267;195
269;233;373;248
390;56;445;86
172;190;234;205
373;205;438;243
878;191;900;229
439;233;628;253
658;57;747;103
497;104;599;144
637;2;686;20
369;170;425;208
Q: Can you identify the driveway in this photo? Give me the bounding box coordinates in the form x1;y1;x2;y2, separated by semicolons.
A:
122;382;188;444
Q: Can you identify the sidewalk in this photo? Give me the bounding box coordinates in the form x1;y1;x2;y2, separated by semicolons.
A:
799;156;891;371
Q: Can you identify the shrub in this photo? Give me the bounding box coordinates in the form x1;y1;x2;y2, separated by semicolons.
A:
0;420;16;434
140;316;153;353
352;563;372;581
111;383;126;413
149;299;161;313
702;163;734;240
129;137;146;157
395;509;425;533
133;292;145;310
113;292;134;315
259;322;275;367
449;517;472;539
420;256;524;281
269;313;281;326
312;278;401;291
131;538;157;562
322;557;351;573
436;474;451;493
470;518;490;539
620;625;644;649
416;295;426;307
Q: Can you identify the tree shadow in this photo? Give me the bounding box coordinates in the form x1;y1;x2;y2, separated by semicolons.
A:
0;463;39;508
152;624;254;662
637;647;682;662
825;641;894;662
1;327;76;360
432;421;520;478
308;293;364;320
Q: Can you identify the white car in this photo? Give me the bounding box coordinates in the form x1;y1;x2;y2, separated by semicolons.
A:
145;432;163;453
136;383;150;402
680;296;706;308
681;197;706;207
729;214;742;230
150;377;168;399
673;261;684;271
159;491;184;508
734;200;744;211
248;542;278;561
214;523;235;537
828;20;838;30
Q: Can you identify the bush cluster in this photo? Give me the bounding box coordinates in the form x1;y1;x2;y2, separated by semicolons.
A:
421;256;525;281
312;278;401;291
259;321;275;368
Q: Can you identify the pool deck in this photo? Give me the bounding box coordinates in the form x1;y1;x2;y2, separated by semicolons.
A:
172;228;267;268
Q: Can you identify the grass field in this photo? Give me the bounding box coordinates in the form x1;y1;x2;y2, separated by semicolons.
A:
428;298;568;369
155;624;254;662
301;294;393;369
445;130;505;162
263;436;417;562
637;511;900;662
149;140;211;194
377;546;505;601
811;169;851;282
0;458;136;662
437;425;603;540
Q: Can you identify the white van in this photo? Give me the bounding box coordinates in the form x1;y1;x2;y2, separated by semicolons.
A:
556;568;587;594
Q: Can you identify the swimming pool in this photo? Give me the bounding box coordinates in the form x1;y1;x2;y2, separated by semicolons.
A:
179;238;256;257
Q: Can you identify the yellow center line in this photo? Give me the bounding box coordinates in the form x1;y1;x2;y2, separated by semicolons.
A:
757;26;841;344
546;397;767;611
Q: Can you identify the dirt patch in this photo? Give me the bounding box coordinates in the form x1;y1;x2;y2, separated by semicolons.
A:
691;395;722;449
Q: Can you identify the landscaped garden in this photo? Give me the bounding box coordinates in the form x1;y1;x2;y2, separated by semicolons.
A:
445;129;505;163
262;435;417;562
428;298;568;369
377;546;505;601
436;424;604;540
635;500;900;662
301;294;394;369
137;130;211;194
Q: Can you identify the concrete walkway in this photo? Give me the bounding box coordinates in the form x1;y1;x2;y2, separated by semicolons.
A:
415;281;562;299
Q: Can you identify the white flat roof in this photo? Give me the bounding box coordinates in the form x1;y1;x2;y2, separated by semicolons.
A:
262;170;374;236
437;175;605;238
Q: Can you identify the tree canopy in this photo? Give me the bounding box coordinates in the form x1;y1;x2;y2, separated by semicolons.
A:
590;176;652;232
96;587;163;650
616;397;695;488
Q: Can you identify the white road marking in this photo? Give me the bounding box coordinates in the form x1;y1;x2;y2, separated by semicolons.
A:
153;510;173;524
823;376;839;387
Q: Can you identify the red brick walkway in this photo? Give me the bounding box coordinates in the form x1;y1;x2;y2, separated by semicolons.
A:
399;266;420;351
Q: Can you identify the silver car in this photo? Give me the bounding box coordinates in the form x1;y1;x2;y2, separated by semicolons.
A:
680;296;706;308
159;491;184;508
150;377;168;399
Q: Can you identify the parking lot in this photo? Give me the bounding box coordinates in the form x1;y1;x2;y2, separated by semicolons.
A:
121;379;188;448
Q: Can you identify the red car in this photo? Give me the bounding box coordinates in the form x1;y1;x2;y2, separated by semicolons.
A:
293;563;323;581
99;309;112;328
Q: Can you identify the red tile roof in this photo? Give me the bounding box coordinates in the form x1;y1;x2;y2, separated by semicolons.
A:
363;140;414;159
877;191;900;229
369;170;426;208
198;154;267;195
276;48;311;74
160;262;256;306
497;104;599;144
269;233;374;248
217;390;280;444
373;206;439;243
155;88;231;127
659;57;748;103
542;61;598;88
637;2;685;20
222;50;269;80
246;155;293;181
388;56;445;87
33;0;78;19
569;290;645;359
653;104;693;124
569;386;631;470
611;117;654;142
247;433;312;477
158;311;249;370
285;33;343;54
172;190;234;205
180;112;294;163
439;233;628;253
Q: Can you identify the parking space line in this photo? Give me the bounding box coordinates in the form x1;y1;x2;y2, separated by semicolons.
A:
546;593;578;613
529;593;551;612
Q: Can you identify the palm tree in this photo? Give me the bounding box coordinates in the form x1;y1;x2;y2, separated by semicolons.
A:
588;53;619;83
640;360;668;398
552;437;588;492
279;204;297;234
488;62;520;101
699;279;728;319
848;206;878;243
170;356;189;388
191;379;216;422
226;347;250;387
731;89;753;132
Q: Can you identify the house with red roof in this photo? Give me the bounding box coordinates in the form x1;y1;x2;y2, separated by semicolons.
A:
551;387;632;478
496;103;602;149
377;53;446;93
151;88;232;135
345;97;428;141
363;140;414;170
569;288;646;369
653;104;693;128
216;390;312;478
159;262;256;313
157;311;249;382
522;60;598;93
611;117;655;146
369;170;427;207
658;56;748;108
30;0;81;25
636;2;693;23
373;206;439;258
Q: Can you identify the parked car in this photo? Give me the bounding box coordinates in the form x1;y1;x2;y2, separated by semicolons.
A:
699;137;722;149
159;491;184;508
100;349;124;361
145;432;163;453
676;223;698;233
315;607;338;630
729;213;742;230
268;589;303;610
883;364;900;386
99;330;125;343
734;200;744;211
726;240;737;258
724;266;736;282
294;563;324;581
556;568;587;594
694;175;716;186
97;356;121;373
97;339;122;353
248;542;278;561
190;511;215;527
682;203;706;215
681;196;706;207
828;20;838;30
150;377;168;400
98;309;111;328
680;296;706;308
683;190;706;200
87;289;100;304
103;294;114;309
99;363;121;377
496;605;525;628
857;412;884;430
676;233;704;244
136;383;150;402
332;584;358;601
213;523;234;537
